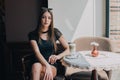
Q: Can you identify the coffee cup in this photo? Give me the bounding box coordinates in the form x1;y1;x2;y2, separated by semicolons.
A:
68;42;76;54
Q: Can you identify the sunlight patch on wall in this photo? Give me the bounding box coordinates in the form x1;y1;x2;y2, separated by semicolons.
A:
48;0;96;42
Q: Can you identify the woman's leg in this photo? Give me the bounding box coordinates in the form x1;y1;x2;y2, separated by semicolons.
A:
40;65;57;80
51;65;57;78
31;62;57;80
31;62;42;80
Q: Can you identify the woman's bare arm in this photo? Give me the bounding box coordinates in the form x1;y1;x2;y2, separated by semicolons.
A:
30;40;49;66
57;35;70;59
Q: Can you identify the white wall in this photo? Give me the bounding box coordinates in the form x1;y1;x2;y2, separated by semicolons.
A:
96;0;106;37
5;0;105;42
49;0;106;42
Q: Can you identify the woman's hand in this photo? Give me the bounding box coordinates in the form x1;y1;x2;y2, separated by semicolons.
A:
49;55;60;64
43;65;53;80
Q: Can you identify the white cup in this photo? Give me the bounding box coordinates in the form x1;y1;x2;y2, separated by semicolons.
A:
69;42;76;54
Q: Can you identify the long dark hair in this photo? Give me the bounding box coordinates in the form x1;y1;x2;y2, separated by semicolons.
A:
36;7;57;52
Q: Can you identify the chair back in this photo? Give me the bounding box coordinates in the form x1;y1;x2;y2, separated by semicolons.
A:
73;36;112;51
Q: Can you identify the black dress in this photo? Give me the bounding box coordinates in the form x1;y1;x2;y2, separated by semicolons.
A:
28;28;65;75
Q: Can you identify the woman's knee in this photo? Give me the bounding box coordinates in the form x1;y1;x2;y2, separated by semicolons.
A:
32;62;42;73
51;66;57;78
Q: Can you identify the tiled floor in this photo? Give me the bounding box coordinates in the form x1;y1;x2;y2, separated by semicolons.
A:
111;69;120;80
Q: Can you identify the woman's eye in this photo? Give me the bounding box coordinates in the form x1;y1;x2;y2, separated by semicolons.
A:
42;16;51;20
48;17;51;19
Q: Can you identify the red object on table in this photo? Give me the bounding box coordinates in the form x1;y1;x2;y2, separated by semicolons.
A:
91;46;99;57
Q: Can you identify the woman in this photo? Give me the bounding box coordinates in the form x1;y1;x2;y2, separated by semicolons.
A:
28;7;70;80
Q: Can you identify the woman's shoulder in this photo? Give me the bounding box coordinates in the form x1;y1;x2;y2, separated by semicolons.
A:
54;28;62;40
54;27;58;30
54;28;61;33
28;30;38;36
28;30;38;41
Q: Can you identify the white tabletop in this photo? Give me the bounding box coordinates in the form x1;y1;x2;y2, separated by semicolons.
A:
63;51;120;71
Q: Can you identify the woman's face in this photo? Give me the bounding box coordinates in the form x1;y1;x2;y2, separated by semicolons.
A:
41;11;52;28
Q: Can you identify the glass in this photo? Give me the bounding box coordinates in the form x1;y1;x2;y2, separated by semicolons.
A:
68;42;76;54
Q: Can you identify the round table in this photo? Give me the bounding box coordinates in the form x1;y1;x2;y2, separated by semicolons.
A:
63;51;120;71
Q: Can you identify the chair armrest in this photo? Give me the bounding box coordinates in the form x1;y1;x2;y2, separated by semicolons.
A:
21;53;34;73
22;53;33;70
22;53;34;62
21;53;34;80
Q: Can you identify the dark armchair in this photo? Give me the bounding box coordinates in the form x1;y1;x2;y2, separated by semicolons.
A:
21;43;66;80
